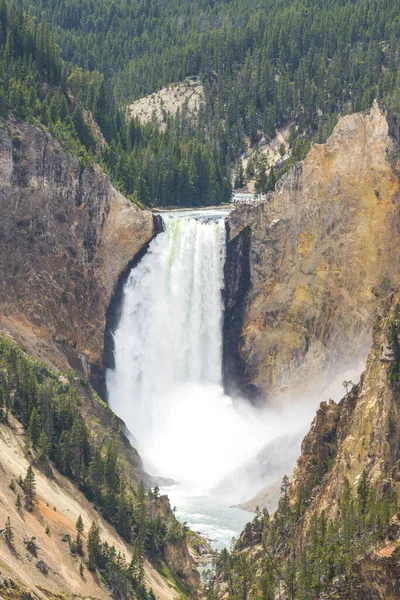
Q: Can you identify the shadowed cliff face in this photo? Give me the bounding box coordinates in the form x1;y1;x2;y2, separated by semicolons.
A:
223;223;252;398
0;118;154;394
226;102;400;401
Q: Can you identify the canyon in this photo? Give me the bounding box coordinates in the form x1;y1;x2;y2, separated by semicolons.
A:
1;101;400;599
2;102;398;410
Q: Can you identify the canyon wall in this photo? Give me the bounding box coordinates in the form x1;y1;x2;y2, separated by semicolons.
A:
216;291;400;600
225;101;400;401
0;118;155;393
287;292;400;598
289;294;400;531
0;120;201;600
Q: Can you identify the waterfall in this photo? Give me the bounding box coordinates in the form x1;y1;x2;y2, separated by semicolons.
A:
107;212;269;490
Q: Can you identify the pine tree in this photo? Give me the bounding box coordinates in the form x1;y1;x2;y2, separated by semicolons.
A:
265;166;276;192
93;78;107;129
76;514;84;555
281;475;290;512
357;469;370;516
76;514;84;535
131;482;147;587
27;406;41;448
105;437;120;495
4;516;14;545
88;448;104;503
70;417;85;482
0;0;7;46
23;465;36;510
116;480;132;541
87;521;101;572
0;374;7;422
72;106;95;150
255;161;267;196
37;430;48;461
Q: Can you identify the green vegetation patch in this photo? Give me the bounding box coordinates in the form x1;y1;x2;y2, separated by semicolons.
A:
0;336;189;600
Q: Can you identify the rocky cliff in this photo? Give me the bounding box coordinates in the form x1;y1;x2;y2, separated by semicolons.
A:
225;101;400;401
0;118;155;395
289;293;400;530
214;293;400;600
0;118;204;600
283;292;400;598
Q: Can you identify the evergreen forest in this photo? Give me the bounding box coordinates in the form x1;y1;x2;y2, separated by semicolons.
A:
2;0;400;206
1;0;400;206
210;471;398;599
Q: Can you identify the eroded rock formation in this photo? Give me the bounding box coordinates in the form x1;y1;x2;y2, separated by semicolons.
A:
215;293;400;600
0;118;155;393
286;293;400;598
290;294;400;531
225;101;400;401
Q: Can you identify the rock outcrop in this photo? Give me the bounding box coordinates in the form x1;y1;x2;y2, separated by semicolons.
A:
0;118;155;394
286;293;400;598
215;293;400;600
225;102;400;401
290;293;400;531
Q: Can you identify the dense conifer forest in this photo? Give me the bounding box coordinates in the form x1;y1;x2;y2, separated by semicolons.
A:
1;0;400;206
209;472;398;599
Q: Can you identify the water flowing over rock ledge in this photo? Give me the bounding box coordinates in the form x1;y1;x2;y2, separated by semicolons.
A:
1;101;399;410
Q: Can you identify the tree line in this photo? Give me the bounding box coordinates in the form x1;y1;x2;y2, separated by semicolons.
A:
5;0;400;202
0;0;232;207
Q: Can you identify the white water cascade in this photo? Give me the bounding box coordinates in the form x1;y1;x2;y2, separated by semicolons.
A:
106;213;271;491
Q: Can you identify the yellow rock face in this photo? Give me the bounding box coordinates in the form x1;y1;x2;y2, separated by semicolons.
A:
228;101;400;401
288;294;400;540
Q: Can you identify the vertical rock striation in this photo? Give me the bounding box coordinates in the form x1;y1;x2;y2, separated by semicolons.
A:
216;294;400;600
225;102;400;401
223;223;252;397
0;118;155;394
289;294;400;530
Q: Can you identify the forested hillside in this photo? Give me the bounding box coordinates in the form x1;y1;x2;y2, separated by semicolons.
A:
4;0;400;205
0;335;197;599
0;0;232;208
210;294;400;599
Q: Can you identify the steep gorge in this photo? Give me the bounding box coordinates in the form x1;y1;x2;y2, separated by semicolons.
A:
225;101;400;402
0;119;206;599
213;103;400;600
213;291;400;600
2;101;400;599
